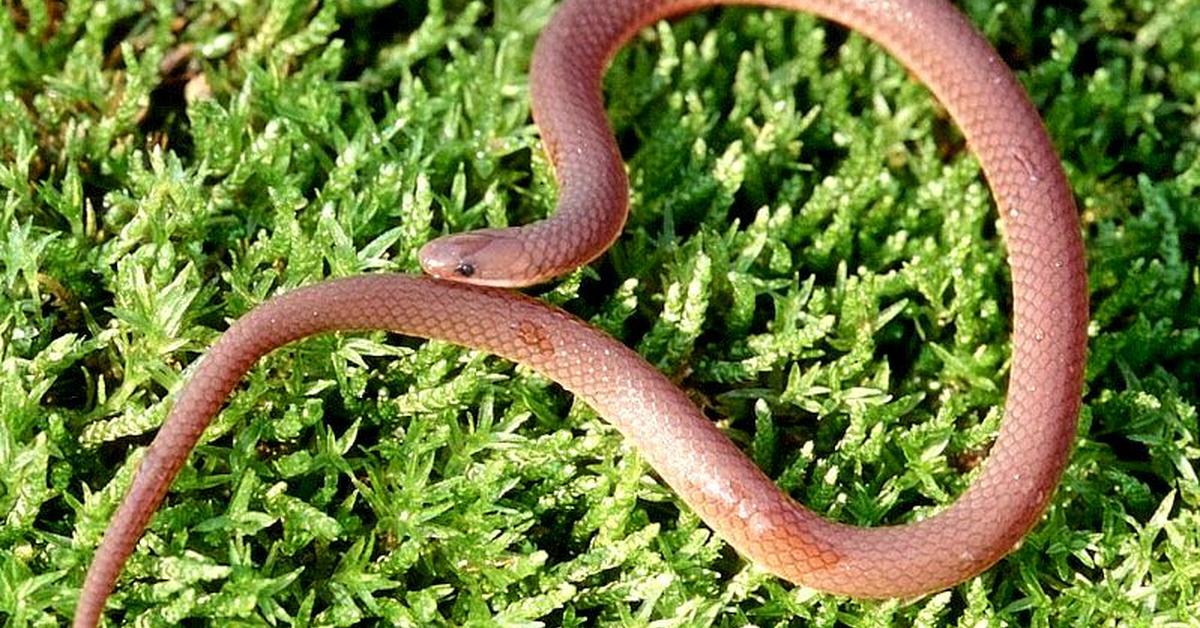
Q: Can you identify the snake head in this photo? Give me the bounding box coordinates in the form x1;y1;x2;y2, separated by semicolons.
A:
419;230;539;288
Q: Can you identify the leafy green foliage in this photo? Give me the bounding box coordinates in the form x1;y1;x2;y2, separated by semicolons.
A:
1;0;1197;625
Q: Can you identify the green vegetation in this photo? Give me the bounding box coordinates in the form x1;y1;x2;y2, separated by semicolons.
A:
2;0;1198;624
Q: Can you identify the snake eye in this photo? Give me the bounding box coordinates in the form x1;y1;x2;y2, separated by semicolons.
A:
455;262;476;277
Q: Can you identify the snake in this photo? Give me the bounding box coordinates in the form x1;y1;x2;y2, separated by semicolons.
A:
73;0;1088;625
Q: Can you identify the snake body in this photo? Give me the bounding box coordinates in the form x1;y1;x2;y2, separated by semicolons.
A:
74;0;1088;625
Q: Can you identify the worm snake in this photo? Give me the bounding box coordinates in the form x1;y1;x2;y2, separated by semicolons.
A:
74;0;1088;624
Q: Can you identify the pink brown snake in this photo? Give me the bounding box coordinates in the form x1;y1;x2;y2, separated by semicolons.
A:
73;0;1088;625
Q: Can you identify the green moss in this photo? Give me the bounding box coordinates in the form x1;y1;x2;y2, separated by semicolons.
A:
2;0;1197;625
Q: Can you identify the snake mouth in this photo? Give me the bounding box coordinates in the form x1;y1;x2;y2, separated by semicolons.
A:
419;231;538;288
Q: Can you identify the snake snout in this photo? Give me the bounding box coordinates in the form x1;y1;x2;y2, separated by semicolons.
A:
419;231;537;287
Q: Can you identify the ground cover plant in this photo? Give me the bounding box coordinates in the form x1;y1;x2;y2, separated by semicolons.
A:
2;0;1198;625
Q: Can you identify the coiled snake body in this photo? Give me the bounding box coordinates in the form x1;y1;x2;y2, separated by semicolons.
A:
74;1;1088;625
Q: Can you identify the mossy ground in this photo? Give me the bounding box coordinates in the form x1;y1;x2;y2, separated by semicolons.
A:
2;0;1198;625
